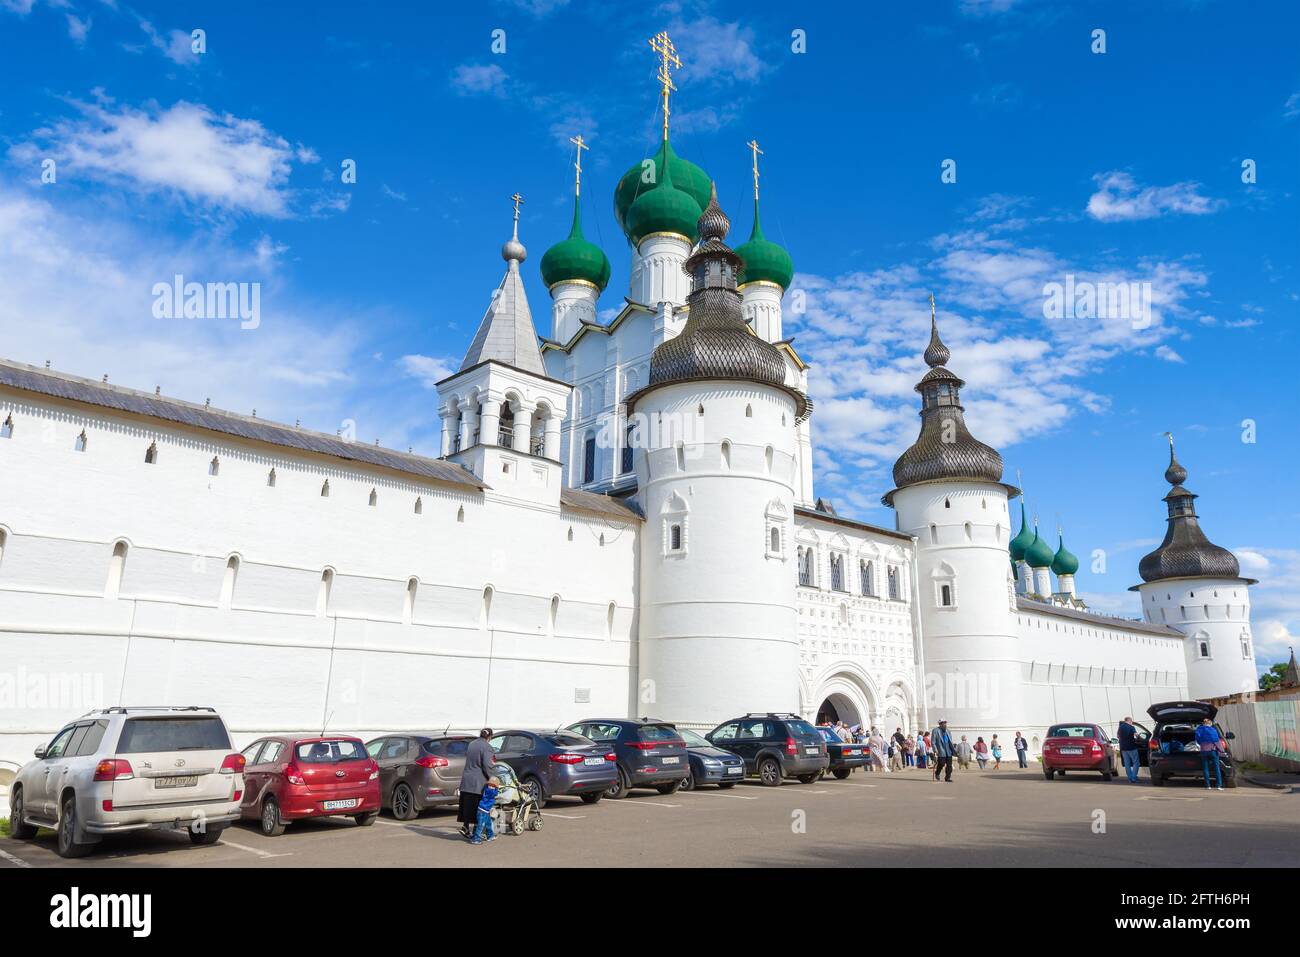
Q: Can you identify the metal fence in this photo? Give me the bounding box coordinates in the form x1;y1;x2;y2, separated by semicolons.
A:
1215;695;1300;771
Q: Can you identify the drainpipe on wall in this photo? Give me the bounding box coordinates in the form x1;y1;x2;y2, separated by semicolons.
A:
908;538;930;733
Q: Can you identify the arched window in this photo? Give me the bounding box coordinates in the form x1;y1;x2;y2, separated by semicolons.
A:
316;569;334;618
457;505;465;523
860;560;875;596
944;497;950;509
219;555;239;610
621;423;634;474
549;595;559;635
267;468;276;487
368;488;378;507
74;430;87;452
964;522;972;541
940;584;953;607
764;445;773;472
321;479;330;497
675;443;685;471
208;456;220;476
607;601;616;640
1198;639;1210;659
481;586;494;630
745;404;753;418
929;524;938;544
403;578;418;625
566;526;574;542
0;414;12;439
770;527;780;554
414;497;422;514
144;442;158;464
697;403;704;416
830;553;845;592
670;524;682;551
887;566;900;600
105;540;128;599
721;440;732;470
582;432;596;484
599;533;606;546
798;546;815;587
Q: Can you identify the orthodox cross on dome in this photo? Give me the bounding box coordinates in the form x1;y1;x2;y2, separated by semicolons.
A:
746;139;763;200
568;134;589;196
649;31;682;140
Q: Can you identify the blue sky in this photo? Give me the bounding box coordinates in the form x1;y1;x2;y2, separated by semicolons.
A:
1;0;1297;671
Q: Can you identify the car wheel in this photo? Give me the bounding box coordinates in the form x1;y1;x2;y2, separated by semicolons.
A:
1225;772;1238;789
391;783;417;821
56;796;92;859
8;787;37;840
655;779;681;795
717;781;737;789
605;767;630;799
260;797;287;836
832;769;851;780
1043;767;1054;780
1151;772;1165;787
580;791;603;804
758;758;782;787
522;776;549;809
352;811;378;827
189;825;225;846
680;773;696;791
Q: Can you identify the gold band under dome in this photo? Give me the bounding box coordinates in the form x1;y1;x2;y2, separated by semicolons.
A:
737;279;785;293
547;278;601;293
637;230;691;247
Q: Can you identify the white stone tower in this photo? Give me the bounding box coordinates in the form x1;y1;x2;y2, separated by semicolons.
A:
629;187;807;724
1134;437;1258;699
884;302;1025;738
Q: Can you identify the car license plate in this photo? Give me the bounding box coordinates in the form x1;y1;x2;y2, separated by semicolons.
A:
726;766;743;774
847;749;861;755
661;756;679;765
322;798;359;811
584;757;605;766
805;747;819;755
1060;747;1083;755
155;775;197;789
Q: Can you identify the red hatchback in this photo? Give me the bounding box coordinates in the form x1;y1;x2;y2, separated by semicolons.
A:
238;736;381;836
1041;723;1118;781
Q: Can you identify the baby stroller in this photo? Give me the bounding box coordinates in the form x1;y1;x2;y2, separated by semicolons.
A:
490;763;543;835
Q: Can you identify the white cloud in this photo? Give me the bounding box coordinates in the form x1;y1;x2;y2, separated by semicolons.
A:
11;98;305;217
139;20;198;66
450;63;508;98
1086;171;1223;223
1284;92;1300;120
1154;344;1184;363
66;13;91;44
399;354;458;387
667;16;767;85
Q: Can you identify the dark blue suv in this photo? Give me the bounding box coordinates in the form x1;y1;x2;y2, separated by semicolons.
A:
707;713;828;786
566;719;690;799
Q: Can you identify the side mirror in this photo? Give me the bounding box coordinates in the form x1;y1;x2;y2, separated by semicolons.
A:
1226;732;1235;740
1109;738;1119;745
33;745;47;759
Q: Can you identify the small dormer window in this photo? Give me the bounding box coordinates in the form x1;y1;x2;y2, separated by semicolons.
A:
321;479;330;497
414;497;423;514
368;488;378;507
208;456;219;476
267;468;276;487
74;430;88;452
144;442;158;464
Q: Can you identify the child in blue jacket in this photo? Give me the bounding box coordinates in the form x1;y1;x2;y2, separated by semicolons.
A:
471;777;500;845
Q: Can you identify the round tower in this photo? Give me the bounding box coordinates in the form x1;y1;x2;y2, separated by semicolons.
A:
883;300;1024;737
628;187;808;724
1134;438;1258;699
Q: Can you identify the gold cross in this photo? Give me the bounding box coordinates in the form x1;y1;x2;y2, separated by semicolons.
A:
746;139;763;200
510;192;524;222
649;32;681;140
569;134;589;196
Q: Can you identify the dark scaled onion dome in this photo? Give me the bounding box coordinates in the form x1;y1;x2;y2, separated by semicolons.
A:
1009;500;1035;562
734;198;794;290
1052;533;1080;576
1138;443;1241;582
540;197;610;292
624;155;703;246
648;184;789;392
614;137;712;236
1024;528;1056;569
890;315;1004;492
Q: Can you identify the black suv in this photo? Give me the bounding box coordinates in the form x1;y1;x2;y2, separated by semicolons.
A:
707;714;829;785
566;718;689;799
1147;701;1238;788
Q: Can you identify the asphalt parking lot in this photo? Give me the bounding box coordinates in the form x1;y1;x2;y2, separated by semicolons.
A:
3;764;1296;868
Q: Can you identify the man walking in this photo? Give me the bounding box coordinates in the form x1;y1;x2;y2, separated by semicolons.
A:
1117;716;1142;784
457;727;496;839
955;734;973;770
930;719;955;783
1014;731;1029;768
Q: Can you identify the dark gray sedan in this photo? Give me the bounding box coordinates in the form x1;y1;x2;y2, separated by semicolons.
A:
365;734;472;820
488;730;617;807
677;728;745;789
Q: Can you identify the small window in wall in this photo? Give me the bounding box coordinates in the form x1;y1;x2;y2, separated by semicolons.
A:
403;578;418;625
144;442;158;464
1198;640;1210;659
1240;635;1251;659
219;555;239;610
0;414;12;439
105;540;128;599
721;440;732;470
567;526;574;542
944;497;951;509
675;443;686;471
940;584;953;607
321;480;330;497
669;524;682;551
964;522;972;541
267;468;276;487
599;533;606;546
860;560;875;596
481;586;494;630
209;456;220;476
74;430;88;452
770;527;781;554
929;524;938;544
582;432;596;484
368;488;378;507
797;546;815;587
457;505;465;523
414;497;422;514
549;595;559;635
830;553;845;592
887;566;900;600
606;601;616;639
697;403;704;416
764;445;773;472
621;424;634;474
316;569;334;617
745;404;753;418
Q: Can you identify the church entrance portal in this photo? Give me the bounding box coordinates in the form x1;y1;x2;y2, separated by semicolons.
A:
815;693;863;729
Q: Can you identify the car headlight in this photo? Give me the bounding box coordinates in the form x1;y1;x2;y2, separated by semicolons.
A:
700;758;722;767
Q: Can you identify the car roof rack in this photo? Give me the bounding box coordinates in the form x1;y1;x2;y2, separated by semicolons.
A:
742;712;801;719
81;705;216;716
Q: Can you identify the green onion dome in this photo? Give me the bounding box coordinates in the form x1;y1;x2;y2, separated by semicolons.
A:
614;137;711;238
734;198;794;290
1009;501;1035;562
1025;527;1056;569
540;197;610;292
1052;533;1080;576
623;155;703;246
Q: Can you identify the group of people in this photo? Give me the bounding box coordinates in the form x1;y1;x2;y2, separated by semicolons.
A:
827;720;1032;778
1117;714;1228;789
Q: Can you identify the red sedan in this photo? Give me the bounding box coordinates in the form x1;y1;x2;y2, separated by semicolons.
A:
238;736;381;836
1041;723;1118;780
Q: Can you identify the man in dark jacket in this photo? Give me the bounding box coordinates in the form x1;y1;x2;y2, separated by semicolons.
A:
1117;716;1141;784
930;720;955;783
458;728;496;838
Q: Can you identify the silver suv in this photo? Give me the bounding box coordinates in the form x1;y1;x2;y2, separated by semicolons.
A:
8;706;245;857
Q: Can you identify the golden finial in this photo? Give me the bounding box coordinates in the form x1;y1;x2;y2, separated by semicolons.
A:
649;32;682;141
746;139;763;200
569;134;589;196
929;292;937;323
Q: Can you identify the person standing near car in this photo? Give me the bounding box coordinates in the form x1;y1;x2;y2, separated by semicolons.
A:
1117;716;1142;784
457;727;496;839
1014;731;1029;768
1194;717;1225;791
930;719;955;783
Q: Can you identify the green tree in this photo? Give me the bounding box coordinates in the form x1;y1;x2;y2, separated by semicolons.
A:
1259;663;1289;691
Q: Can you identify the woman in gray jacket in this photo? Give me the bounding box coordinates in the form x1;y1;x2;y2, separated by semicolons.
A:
457;728;496;838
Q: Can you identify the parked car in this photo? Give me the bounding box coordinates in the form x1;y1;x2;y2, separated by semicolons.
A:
1147;701;1238;788
8;706;245;858
238;735;381;835
566;718;690;799
489;729;617;806
815;725;871;778
1041;723;1118;780
365;734;472;820
675;727;745;789
706;713;828;786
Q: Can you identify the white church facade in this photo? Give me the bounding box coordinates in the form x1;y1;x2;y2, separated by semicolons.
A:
0;73;1260;763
